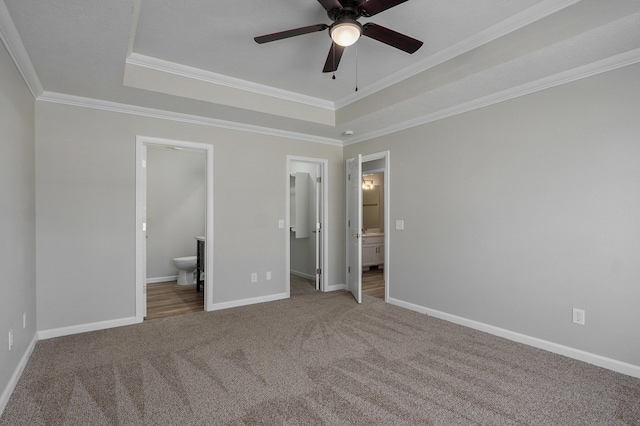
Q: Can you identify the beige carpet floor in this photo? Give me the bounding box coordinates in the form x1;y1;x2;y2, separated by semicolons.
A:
2;282;639;425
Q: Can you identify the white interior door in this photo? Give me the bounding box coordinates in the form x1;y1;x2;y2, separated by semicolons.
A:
347;155;363;303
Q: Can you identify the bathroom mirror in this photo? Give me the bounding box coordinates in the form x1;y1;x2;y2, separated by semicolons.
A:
363;185;380;230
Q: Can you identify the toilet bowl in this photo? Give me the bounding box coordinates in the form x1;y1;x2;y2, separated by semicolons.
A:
173;256;197;285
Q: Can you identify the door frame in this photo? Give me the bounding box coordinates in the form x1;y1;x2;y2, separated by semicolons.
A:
286;156;329;295
135;135;214;322
349;150;391;301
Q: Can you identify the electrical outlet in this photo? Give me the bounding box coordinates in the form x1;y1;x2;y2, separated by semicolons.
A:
266;271;271;281
8;330;13;350
572;308;585;325
395;220;405;230
251;273;257;283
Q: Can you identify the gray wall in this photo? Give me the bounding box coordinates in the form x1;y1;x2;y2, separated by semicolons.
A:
146;146;206;281
0;41;36;404
35;101;345;331
344;63;640;366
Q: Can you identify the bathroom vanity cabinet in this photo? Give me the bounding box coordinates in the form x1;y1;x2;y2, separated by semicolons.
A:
362;234;384;270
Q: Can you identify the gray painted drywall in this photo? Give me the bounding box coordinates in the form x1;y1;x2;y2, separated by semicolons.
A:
344;63;640;366
35;101;345;331
146;147;206;280
0;41;36;404
290;161;318;277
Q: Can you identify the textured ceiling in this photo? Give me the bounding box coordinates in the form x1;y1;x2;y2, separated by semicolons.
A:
2;0;640;144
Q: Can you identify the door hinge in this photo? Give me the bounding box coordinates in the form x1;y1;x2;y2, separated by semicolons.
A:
348;220;351;227
316;177;322;183
317;268;321;275
348;174;351;180
348;266;351;273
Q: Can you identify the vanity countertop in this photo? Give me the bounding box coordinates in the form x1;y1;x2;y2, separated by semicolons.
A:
363;232;384;237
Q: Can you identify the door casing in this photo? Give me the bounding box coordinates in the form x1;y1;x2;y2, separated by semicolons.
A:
135;136;214;321
286;156;329;295
347;150;390;301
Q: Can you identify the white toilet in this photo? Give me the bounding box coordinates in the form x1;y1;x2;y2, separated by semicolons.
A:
173;256;197;285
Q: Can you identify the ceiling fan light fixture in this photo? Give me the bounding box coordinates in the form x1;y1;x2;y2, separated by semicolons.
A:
330;19;362;47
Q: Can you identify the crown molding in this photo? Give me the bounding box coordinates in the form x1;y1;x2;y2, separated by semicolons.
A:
126;53;335;111
37;91;343;147
344;48;640;146
334;0;582;110
0;0;43;98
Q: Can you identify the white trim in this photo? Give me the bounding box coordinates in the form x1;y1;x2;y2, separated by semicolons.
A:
0;334;37;416
0;0;43;98
387;297;640;379
37;92;342;147
361;151;390;302
209;292;289;311
37;317;137;340
127;53;335;111
136;136;215;319
146;275;178;284
344;48;640;146
286;156;330;296
290;270;315;281
325;283;347;292
387;297;429;314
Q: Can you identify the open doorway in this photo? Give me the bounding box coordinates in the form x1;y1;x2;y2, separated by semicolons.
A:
135;136;214;322
144;145;205;319
286;156;328;297
346;151;390;303
362;167;385;300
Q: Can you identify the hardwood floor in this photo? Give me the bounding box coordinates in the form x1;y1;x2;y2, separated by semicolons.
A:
146;281;204;320
363;267;385;300
146;270;383;320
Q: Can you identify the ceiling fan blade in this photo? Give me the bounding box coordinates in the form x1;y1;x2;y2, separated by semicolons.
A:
323;42;345;73
360;0;409;17
254;24;328;44
362;23;423;53
317;0;343;11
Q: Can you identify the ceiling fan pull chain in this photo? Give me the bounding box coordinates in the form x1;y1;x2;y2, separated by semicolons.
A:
354;45;359;91
332;43;337;79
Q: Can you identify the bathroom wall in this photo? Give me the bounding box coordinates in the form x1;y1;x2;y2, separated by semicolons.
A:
0;39;36;411
290;161;318;278
146;146;206;282
344;63;640;368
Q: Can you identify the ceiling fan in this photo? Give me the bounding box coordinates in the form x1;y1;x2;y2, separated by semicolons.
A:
254;0;423;73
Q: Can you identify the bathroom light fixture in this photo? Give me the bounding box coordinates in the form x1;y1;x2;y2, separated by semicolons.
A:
362;179;374;190
330;19;362;47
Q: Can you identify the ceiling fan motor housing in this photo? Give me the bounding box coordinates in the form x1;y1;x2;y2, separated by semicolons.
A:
326;0;367;21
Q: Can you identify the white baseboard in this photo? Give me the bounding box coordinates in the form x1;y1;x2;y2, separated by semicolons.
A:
0;333;37;416
146;275;178;284
38;316;138;340
290;270;315;280
325;283;347;291
209;292;289;311
387;297;640;379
